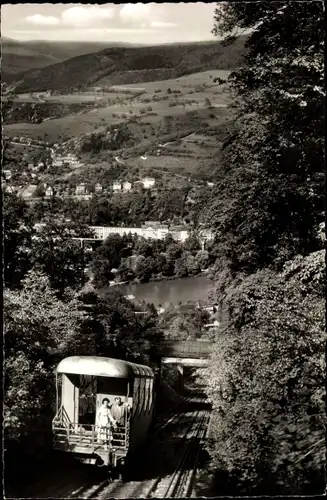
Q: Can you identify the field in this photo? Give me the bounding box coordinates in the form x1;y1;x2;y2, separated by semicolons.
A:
4;69;232;188
110;69;230;93
4;70;231;143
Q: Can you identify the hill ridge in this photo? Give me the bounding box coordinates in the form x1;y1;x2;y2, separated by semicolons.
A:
6;36;247;93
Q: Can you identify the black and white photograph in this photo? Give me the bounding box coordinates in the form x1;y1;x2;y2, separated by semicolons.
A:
2;1;325;498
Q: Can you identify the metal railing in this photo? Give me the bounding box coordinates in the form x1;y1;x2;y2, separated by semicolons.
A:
52;406;129;452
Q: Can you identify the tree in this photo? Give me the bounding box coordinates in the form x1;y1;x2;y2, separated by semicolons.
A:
3;194;33;289
201;3;325;495
166;242;183;262
134;237;153;257
203;250;325;495
4;271;87;443
184;234;201;254
184;252;201;276
90;234;132;288
158;305;209;341
195;249;210;270
205;97;212;108
31;220;93;292
208;1;324;273
135;255;156;283
174;257;188;278
4;271;160;450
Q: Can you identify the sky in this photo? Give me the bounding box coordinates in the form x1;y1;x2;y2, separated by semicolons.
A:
1;3;218;44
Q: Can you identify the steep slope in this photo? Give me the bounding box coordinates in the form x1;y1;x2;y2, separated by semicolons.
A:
10;36;247;93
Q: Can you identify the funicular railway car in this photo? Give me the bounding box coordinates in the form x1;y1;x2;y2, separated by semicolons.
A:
52;356;155;474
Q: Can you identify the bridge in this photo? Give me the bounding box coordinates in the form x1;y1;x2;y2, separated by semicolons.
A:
151;340;213;391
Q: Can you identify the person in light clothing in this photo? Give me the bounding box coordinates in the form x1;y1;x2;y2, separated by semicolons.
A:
96;398;117;450
110;397;130;427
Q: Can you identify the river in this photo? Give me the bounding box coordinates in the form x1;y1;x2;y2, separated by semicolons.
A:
101;276;214;307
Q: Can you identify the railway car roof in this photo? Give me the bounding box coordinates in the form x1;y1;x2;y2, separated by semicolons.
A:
57;356;154;378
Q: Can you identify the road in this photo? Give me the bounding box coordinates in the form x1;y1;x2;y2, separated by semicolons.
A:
159;132;196;149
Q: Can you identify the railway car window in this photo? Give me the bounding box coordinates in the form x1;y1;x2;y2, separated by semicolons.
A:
98;378;128;395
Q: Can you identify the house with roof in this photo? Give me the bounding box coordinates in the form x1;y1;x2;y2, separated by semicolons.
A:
20;184;38;199
52;159;64;167
141;177;156;189
75;183;86;195
94;183;103;194
123;181;132;192
4;170;12;180
112;181;122;192
45;186;54;198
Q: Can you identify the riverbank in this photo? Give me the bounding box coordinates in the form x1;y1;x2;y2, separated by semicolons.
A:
99;275;214;307
107;268;213;287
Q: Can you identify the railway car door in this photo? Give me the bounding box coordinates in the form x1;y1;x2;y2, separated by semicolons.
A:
78;375;97;425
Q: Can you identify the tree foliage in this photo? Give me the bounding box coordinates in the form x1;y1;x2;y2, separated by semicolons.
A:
4;271;161;446
202;3;326;495
4;271;87;441
203;251;325;494
3;193;33;288
207;1;324;273
158;304;209;341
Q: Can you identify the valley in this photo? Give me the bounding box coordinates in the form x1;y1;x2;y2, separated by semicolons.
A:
3;40;238;198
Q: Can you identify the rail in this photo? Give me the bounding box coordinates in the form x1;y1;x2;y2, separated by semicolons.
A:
51;398;210;499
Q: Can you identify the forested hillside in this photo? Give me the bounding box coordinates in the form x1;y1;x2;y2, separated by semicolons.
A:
2;37;143;81
7;36;247;92
200;1;325;496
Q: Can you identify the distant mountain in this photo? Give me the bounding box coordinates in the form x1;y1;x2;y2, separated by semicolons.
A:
7;36;247;93
1;38;146;81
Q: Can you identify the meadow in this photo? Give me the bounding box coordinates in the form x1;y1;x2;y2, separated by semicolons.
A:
4;69;232;188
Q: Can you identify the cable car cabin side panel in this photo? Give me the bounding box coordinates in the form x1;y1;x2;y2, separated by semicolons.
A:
62;374;79;424
129;376;155;454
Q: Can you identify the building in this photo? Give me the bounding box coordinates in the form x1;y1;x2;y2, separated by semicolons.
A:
123;181;132;192
94;183;103;194
143;221;167;229
20;184;37;199
112;181;122;192
3;170;12;180
207;182;215;188
141;177;156;189
45;186;54;198
75;183;86;195
52;159;63;167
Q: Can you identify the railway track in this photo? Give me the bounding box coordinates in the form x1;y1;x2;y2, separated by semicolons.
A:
18;395;210;499
143;409;210;498
69;405;210;499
